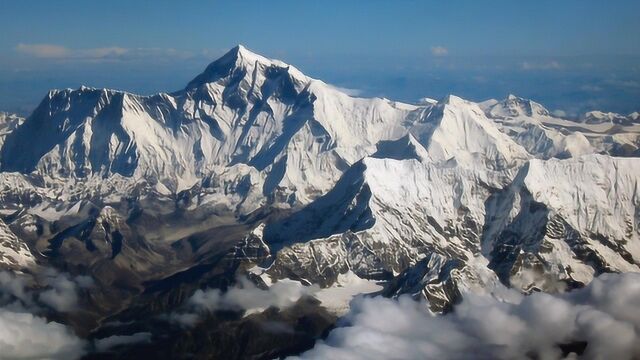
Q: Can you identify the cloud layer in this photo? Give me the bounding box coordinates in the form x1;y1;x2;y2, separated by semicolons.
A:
170;277;317;327
0;309;86;360
38;269;94;312
16;43;195;62
0;270;92;359
294;272;640;360
521;60;562;71
430;46;449;56
94;332;152;352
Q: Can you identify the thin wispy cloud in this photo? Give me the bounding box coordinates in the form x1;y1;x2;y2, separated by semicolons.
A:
604;79;640;89
168;277;317;327
94;332;152;352
329;85;364;97
38;269;94;312
16;44;70;58
16;43;194;62
521;60;562;71
430;46;449;56
580;84;603;92
551;109;568;118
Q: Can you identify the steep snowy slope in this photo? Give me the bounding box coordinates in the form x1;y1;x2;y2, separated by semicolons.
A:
485;155;640;291
261;151;640;311
1;46;417;206
0;112;23;157
0;217;35;269
409;95;531;170
262;145;515;310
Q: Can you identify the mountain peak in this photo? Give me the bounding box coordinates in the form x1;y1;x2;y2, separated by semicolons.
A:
581;110;638;125
487;94;550;118
185;45;307;90
440;94;467;106
228;44;271;65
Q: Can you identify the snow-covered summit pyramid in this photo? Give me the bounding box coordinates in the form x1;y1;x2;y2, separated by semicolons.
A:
0;46;417;203
409;95;531;170
487;94;551;118
185;44;309;91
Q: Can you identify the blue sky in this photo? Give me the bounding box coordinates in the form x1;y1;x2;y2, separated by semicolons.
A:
1;0;639;116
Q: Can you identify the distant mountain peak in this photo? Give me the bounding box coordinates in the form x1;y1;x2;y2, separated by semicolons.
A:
231;44;272;65
488;94;550;118
440;94;467;106
580;110;639;125
186;45;308;90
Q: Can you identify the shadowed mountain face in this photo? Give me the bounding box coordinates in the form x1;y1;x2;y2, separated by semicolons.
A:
0;46;639;359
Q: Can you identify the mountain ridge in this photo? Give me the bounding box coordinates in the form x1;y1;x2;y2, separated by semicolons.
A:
0;45;640;357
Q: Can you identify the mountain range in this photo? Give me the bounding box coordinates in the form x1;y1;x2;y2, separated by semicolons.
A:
1;45;639;359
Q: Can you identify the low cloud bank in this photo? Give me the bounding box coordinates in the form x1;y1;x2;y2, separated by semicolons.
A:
0;270;92;359
16;43;195;62
430;46;449;56
38;269;94;312
0;309;86;360
294;272;640;360
94;332;152;352
170;277;317;327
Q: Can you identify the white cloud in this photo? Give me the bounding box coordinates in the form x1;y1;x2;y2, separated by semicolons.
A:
38;273;80;312
580;84;603;92
0;271;31;306
521;60;562;71
37;269;94;312
94;332;152;352
16;43;194;62
604;79;640;89
430;46;449;57
190;277;315;313
170;277;317;327
328;85;363;97
0;270;92;359
16;43;69;58
0;309;86;359
551;109;567;118
294;272;640;360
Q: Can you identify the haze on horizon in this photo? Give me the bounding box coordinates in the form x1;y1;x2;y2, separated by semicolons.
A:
1;0;639;116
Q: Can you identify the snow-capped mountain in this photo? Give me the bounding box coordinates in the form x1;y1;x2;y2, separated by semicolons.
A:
580;110;640;126
0;45;639;357
1;45;415;206
0;217;35;269
0;112;24;150
485;155;640;290
408;95;531;170
481;95;640;158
